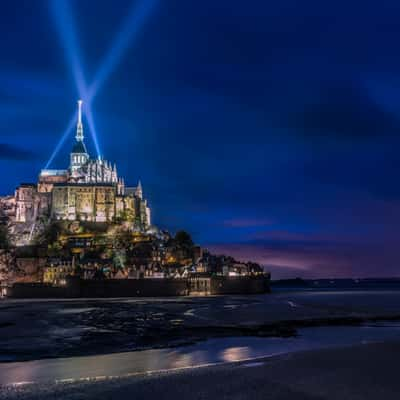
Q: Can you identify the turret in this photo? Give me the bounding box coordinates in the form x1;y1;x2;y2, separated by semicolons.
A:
136;180;143;199
112;163;118;183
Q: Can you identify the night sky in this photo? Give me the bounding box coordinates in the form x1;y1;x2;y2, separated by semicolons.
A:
1;0;400;278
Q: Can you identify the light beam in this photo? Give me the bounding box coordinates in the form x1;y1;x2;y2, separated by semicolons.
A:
49;0;101;158
45;112;77;169
46;0;159;168
49;0;87;100
88;0;159;100
84;106;101;159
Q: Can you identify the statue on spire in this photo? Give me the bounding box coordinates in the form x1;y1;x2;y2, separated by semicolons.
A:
76;99;84;142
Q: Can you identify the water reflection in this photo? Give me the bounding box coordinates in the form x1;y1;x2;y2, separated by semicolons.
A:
1;323;400;385
221;346;250;362
171;350;211;369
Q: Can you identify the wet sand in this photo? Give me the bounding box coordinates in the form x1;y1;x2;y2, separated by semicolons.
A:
2;340;399;399
1;290;400;398
2;290;400;361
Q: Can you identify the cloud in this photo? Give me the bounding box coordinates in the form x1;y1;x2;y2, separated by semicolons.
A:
291;83;400;139
222;217;274;228
206;224;400;279
0;143;37;160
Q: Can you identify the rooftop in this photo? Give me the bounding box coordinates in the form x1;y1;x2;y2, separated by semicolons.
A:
53;183;115;187
72;141;88;154
40;169;68;177
19;183;36;187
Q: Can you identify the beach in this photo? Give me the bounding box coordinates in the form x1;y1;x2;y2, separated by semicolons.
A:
1;340;399;399
1;289;400;398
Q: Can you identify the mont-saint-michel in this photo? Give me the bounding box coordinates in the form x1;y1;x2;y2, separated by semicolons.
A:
3;1;400;399
8;101;151;235
0;101;268;298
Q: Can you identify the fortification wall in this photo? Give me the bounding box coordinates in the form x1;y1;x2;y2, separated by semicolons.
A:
75;277;189;297
8;275;269;298
10;283;67;298
210;276;268;295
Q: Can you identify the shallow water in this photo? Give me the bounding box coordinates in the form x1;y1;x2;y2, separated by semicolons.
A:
1;322;400;386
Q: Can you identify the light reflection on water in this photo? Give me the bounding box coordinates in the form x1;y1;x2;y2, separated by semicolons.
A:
221;346;251;362
1;323;400;386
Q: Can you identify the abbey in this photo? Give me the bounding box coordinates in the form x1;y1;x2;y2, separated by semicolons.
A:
4;101;150;231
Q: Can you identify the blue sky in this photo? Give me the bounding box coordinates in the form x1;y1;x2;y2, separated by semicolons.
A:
1;0;400;278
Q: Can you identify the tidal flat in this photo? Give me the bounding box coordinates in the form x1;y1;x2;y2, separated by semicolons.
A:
1;289;400;361
2;290;400;399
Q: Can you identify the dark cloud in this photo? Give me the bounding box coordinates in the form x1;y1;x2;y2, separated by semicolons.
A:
208;233;399;279
0;143;37;161
290;83;400;139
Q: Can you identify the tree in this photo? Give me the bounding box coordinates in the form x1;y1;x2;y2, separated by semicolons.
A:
34;222;59;246
0;223;17;282
174;230;194;248
172;230;195;262
0;224;11;250
0;250;16;282
115;229;133;250
113;249;127;269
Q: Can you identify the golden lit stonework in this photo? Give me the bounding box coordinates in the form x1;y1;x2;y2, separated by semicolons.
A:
2;101;151;245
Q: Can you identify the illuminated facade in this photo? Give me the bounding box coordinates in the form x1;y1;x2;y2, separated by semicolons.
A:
2;101;151;232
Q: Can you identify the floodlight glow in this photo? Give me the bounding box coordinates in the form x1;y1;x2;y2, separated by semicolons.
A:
84;105;101;157
45;112;76;169
46;0;159;167
49;0;101;160
49;0;87;97
88;0;159;100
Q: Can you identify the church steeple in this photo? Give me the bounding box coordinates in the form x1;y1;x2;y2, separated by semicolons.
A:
76;99;84;142
70;100;89;175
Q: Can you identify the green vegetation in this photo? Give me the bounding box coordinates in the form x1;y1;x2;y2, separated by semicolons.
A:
174;230;194;248
167;230;195;262
114;229;133;250
0;224;11;250
116;209;134;223
34;221;60;247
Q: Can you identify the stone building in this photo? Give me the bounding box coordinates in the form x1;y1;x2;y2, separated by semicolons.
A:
1;100;151;236
15;184;51;223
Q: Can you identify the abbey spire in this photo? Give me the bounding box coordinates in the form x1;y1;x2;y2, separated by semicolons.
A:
76;99;84;142
70;100;89;174
32;100;151;229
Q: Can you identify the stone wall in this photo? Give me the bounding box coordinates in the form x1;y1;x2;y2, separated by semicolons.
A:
210;276;268;295
15;257;47;282
8;275;270;298
73;277;189;297
10;283;67;298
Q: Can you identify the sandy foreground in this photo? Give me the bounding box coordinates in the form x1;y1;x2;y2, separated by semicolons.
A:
1;340;398;400
1;290;400;398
